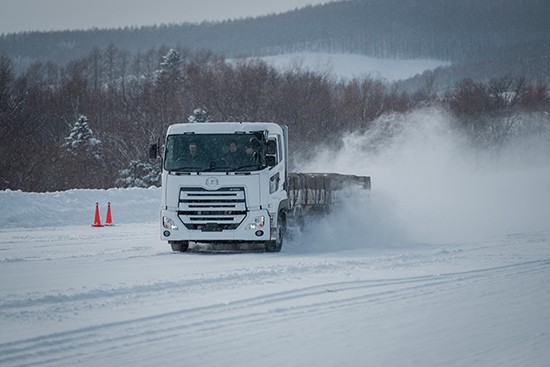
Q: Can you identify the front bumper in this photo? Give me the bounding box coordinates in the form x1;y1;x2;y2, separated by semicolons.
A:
160;209;271;242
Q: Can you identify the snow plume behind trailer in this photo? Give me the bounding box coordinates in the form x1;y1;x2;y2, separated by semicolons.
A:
292;107;550;249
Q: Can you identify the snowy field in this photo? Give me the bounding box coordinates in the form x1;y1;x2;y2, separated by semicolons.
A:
1;108;550;366
254;52;450;81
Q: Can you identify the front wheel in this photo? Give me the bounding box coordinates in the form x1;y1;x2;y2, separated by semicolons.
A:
170;241;189;252
266;213;285;253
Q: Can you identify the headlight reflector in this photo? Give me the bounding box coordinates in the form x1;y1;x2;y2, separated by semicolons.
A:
247;215;265;230
163;216;179;230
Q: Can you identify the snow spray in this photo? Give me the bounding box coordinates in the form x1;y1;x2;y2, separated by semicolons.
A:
292;107;550;248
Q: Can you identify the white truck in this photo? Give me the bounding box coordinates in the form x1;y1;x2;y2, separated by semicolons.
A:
149;122;370;252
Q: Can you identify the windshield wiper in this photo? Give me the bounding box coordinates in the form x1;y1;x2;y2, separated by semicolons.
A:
168;166;199;172
197;165;230;173
228;164;262;172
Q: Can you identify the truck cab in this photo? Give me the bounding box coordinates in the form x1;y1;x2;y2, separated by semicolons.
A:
152;122;289;252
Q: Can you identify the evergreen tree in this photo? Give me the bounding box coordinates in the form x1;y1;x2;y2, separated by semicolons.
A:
188;108;209;123
63;115;102;161
156;48;184;83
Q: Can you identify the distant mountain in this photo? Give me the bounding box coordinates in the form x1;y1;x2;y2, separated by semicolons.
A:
1;0;549;83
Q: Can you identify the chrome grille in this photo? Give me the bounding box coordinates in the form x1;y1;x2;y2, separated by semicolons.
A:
178;187;246;231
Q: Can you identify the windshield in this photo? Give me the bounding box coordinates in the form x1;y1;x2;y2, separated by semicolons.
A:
164;133;266;172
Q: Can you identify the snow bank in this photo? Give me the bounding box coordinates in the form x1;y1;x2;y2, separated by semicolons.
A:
0;187;160;229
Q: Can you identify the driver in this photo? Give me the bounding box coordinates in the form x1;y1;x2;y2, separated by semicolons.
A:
187;141;201;161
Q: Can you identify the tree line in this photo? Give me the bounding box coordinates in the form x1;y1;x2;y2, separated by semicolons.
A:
1;46;549;192
2;0;549;81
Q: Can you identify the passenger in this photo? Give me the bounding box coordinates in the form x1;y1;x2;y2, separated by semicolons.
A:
244;144;254;158
228;141;239;156
248;137;262;161
225;141;241;166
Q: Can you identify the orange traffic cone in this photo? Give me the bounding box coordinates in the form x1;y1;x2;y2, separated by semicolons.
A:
105;202;113;226
92;202;104;227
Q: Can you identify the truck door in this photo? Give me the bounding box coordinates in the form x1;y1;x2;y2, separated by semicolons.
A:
266;136;288;213
267;137;281;193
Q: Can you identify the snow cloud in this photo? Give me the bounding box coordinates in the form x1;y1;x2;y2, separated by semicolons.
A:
294;107;550;247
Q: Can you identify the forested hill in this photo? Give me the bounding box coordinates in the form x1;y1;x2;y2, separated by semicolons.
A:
2;0;549;75
2;1;550;192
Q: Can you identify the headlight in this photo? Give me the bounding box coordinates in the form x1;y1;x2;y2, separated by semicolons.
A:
163;216;179;230
246;215;265;230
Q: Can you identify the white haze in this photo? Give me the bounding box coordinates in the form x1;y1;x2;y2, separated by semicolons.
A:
293;107;550;247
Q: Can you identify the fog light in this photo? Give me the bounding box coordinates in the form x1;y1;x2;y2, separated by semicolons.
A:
163;230;171;237
255;230;264;237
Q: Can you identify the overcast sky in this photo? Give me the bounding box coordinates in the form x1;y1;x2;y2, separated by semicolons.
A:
0;0;334;35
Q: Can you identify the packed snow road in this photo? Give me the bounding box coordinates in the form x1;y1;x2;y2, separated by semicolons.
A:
1;221;549;367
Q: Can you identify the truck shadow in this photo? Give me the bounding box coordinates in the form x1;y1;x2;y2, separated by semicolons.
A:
182;241;270;255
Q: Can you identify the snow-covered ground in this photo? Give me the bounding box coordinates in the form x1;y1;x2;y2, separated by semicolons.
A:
254;52;451;81
1;108;550;366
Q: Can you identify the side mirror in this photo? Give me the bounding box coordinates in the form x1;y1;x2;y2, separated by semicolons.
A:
149;143;158;159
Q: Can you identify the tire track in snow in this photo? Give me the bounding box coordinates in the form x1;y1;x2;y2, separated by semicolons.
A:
1;259;548;367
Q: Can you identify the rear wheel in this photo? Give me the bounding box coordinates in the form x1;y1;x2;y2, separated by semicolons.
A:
170;241;189;252
266;213;285;253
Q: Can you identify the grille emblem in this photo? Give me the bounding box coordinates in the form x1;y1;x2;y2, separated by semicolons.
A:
205;177;219;187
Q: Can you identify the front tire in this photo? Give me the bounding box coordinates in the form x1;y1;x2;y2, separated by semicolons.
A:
170;241;189;252
266;213;285;253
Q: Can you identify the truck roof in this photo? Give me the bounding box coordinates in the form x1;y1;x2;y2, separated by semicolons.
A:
166;122;285;135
